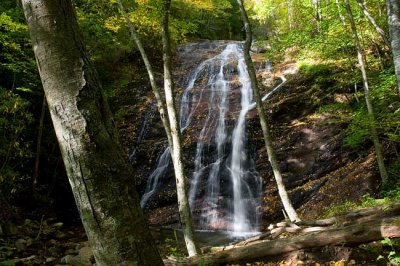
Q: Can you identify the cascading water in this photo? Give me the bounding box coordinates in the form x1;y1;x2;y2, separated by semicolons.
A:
229;54;259;235
140;41;286;236
129;101;157;162
140;146;170;208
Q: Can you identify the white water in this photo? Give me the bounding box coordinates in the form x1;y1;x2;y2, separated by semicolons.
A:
229;53;258;235
140;41;289;236
140;147;170;208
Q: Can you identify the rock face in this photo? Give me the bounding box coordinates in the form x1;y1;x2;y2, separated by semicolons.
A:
123;40;379;230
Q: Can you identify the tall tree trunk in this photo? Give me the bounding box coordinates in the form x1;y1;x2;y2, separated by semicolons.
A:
236;0;300;222
22;1;163;265
386;0;400;95
344;0;389;184
161;0;199;257
355;0;390;47
32;95;46;192
117;0;173;149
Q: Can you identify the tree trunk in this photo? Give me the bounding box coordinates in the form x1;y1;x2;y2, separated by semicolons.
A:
355;0;390;47
386;0;400;95
32;95;46;192
236;0;300;222
183;216;400;265
336;0;346;26
161;0;199;257
315;0;322;20
22;1;163;265
117;0;173;149
344;0;389;183
285;0;294;29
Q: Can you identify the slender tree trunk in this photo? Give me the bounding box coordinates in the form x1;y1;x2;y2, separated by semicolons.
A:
22;1;163;265
161;0;199;257
312;0;322;32
336;0;346;25
285;0;294;29
386;0;400;95
344;0;389;184
236;0;300;222
355;0;390;47
313;0;323;20
117;0;173;149
32;95;46;192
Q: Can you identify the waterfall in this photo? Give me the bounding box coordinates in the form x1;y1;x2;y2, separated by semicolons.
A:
229;54;259;235
140;41;286;236
129;101;157;162
140;147;170;208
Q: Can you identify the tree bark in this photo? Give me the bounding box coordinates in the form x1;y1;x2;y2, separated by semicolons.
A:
386;0;400;95
355;0;390;47
184;216;400;265
117;0;173;150
22;1;163;265
161;0;199;257
344;0;389;184
236;0;300;222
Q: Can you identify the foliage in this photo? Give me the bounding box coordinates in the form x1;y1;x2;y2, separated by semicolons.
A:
343;106;371;147
0;86;33;198
172;0;242;40
323;191;400;218
0;7;40;202
74;0;240;99
0;242;14;266
323;200;358;218
0;10;40;92
387;159;400;181
254;0;399;156
377;238;400;265
0;260;14;266
298;63;331;80
344;70;400;148
164;235;185;260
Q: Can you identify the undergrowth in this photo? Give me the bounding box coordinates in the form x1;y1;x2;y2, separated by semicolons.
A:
322;187;400;218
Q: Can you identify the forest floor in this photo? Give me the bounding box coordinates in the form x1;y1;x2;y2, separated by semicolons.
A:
1;209;397;265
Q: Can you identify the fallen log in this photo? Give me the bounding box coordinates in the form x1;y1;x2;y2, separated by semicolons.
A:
295;217;337;226
182;216;400;265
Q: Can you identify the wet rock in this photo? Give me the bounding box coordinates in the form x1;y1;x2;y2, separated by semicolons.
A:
61;255;74;264
60;243;94;265
61;254;92;266
79;246;94;263
46;257;56;263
